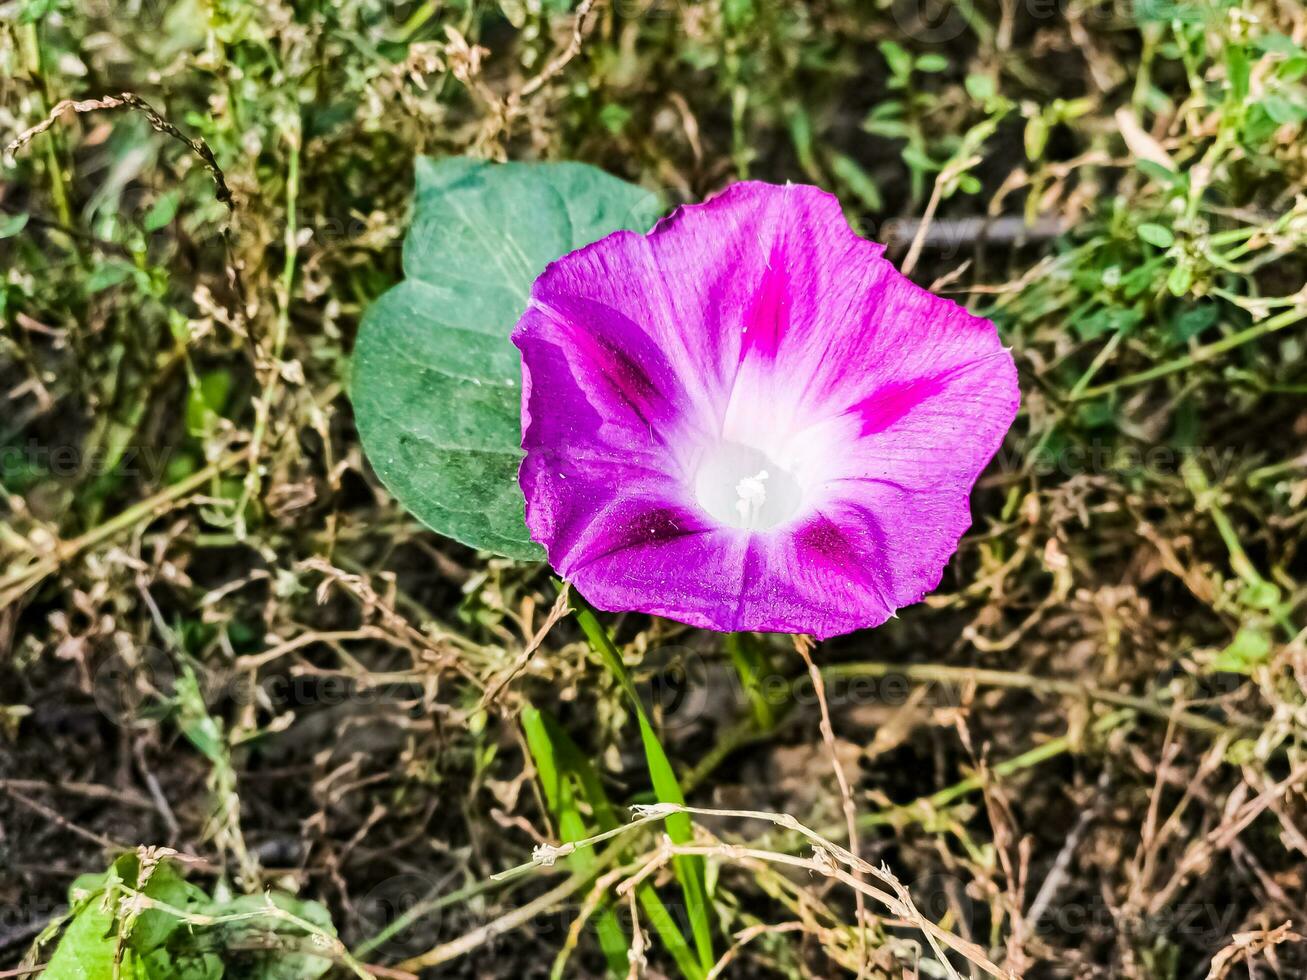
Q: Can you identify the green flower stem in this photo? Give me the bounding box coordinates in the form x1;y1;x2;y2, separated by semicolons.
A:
724;632;777;730
572;594;714;975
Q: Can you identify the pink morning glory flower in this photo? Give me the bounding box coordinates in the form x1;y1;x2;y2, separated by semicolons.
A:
513;182;1019;639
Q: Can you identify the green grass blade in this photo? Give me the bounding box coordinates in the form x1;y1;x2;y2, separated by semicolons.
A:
522;705;630;977
524;705;705;980
572;598;715;974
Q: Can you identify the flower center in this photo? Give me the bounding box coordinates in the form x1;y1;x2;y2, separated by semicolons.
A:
693;440;803;530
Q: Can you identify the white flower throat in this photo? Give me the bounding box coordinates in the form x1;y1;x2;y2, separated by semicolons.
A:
693;440;803;531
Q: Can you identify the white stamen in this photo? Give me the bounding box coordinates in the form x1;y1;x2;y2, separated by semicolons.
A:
693;441;802;531
734;469;770;526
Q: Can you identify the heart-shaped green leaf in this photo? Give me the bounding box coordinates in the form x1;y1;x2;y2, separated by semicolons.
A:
352;157;662;559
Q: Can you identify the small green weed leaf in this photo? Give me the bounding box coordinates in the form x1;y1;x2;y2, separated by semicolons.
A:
877;40;912;80
1133;0;1222;24
86;262;135;294
144;190;181;232
1024;114;1049;161
1255;32;1302;56
827;152;882;211
1209;627;1272;674
1075;399;1115;429
1136;159;1186;188
1243;104;1282;144
723;0;755;29
863;117;912;139
599;103;632;134
185;369;232;438
41;901;122;980
901;144;938;172
18;0;56;24
1166;259;1194;296
956;173;982;195
1279;55;1307;82
1121;256;1166;299
1138;223;1175;248
964;73;996;102
203;894;337;980
175;664;225;764
1260;93;1307;125
0;212;30;238
1240;579;1282;612
1074;306;1140;342
352;157;661;559
865;101;904;120
1170;303;1220;343
1226;45;1251;103
128;857;209;954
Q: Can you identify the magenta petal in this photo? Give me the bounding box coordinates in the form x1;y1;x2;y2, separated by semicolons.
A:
514;181;1019;639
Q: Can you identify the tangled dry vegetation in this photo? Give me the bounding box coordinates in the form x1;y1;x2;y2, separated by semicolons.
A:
2;0;1307;977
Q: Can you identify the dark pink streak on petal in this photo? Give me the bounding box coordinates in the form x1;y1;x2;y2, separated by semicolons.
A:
846;376;947;437
565;502;710;575
738;246;791;363
563;326;662;428
532;295;682;433
792;510;895;615
846;352;1017;437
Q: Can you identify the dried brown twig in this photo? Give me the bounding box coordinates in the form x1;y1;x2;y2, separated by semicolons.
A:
510;0;601;107
478;583;572;708
501;801;1011;978
5;92;234;210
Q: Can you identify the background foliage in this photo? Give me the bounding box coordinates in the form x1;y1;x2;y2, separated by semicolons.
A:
2;0;1306;976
